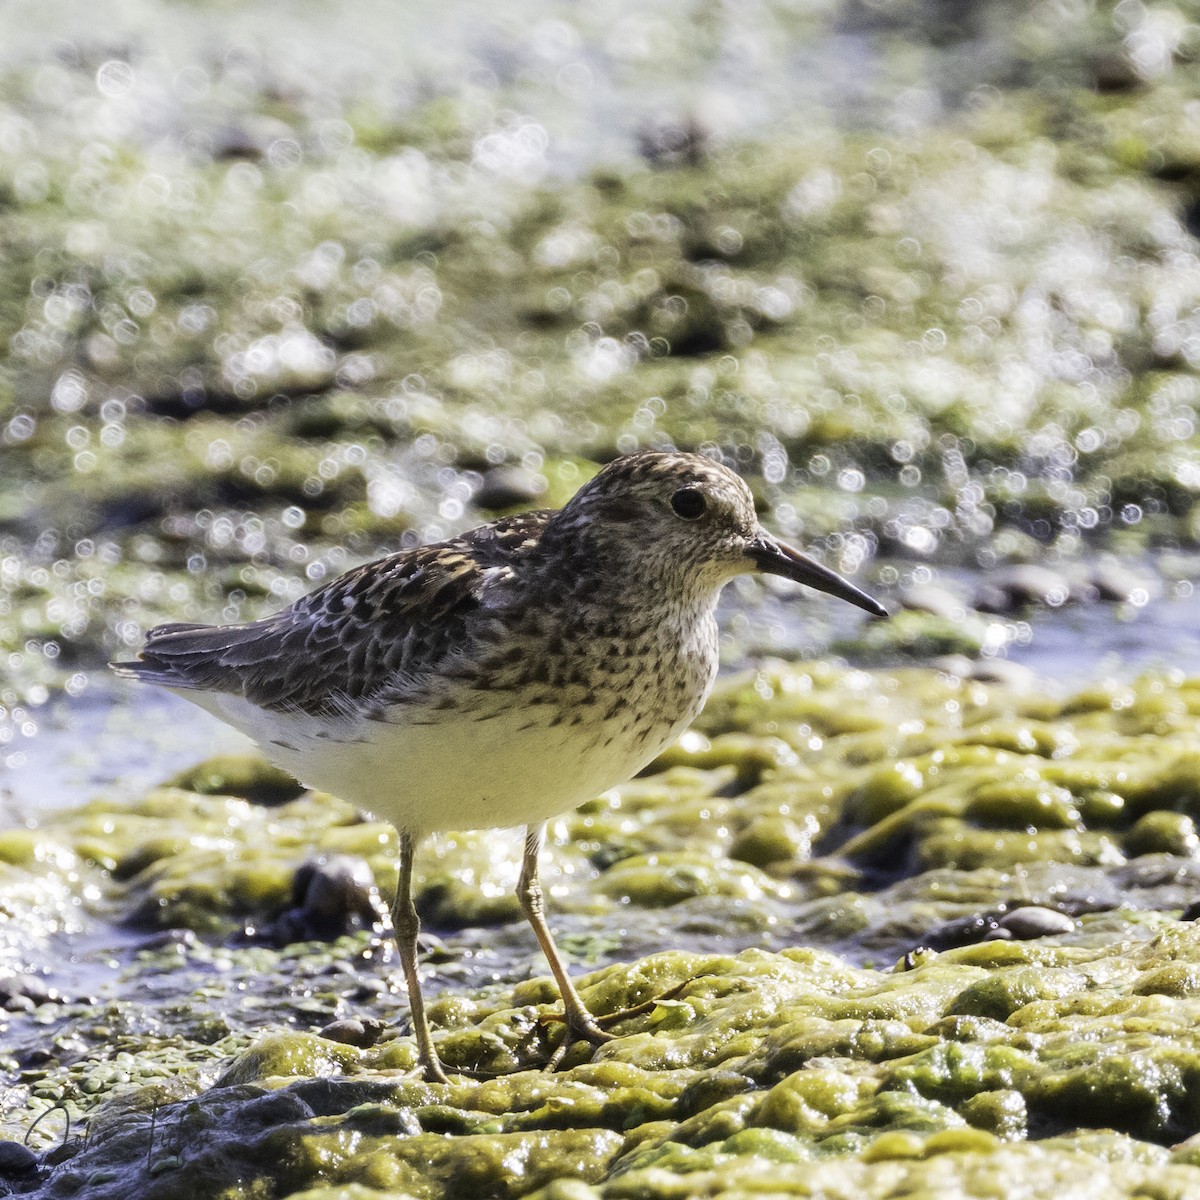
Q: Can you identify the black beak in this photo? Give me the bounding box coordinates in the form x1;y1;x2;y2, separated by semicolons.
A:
748;533;888;618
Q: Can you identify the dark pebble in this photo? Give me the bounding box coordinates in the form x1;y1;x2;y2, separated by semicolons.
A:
291;855;389;940
1087;561;1163;604
136;929;199;953
974;565;1072;613
920;913;1004;951
0;975;57;1010
998;906;1076;939
0;1140;38;1174
473;467;547;511
898;583;967;621
319;1018;386;1048
965;659;1038;688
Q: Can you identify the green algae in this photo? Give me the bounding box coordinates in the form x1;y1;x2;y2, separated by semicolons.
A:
31;934;1200;1198
5;0;1200;1194
2;661;1200;1196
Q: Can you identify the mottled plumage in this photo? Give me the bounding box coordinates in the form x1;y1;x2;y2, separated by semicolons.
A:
113;449;885;1083
123;510;550;719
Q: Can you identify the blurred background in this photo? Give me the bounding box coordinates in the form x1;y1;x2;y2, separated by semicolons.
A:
3;0;1200;803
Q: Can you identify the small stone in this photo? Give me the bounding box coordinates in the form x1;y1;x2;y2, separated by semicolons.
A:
1088;49;1143;92
0;975;55;1011
930;654;974;680
0;1140;38;1174
966;659;1038;689
263;856;390;947
1086;561;1162;605
997;906;1076;939
974;565;1072;613
350;976;389;1001
168;755;305;806
319;1018;385;1048
922;913;1003;950
137;929;199;953
474;468;547;511
898;583;968;621
297;856;380;921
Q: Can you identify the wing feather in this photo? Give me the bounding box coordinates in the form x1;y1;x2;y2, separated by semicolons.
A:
111;510;550;716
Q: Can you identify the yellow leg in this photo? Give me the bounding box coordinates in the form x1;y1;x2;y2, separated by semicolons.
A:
517;823;614;1065
393;832;450;1084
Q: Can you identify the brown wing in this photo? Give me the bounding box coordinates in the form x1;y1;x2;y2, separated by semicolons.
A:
111;511;551;716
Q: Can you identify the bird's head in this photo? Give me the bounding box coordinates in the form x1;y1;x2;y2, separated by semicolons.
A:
550;450;887;616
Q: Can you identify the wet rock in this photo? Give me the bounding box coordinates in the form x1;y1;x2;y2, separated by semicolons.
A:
297;856;383;921
729;815;812;867
1088;49;1143;93
348;975;390;1001
167;755;306;806
918;905;1075;950
841;607;1006;660
0;975;59;1011
929;655;1038;689
209;116;297;161
898;582;968;621
961;1088;1028;1140
930;653;975;679
637;114;710;167
920;913;1004;951
674;1071;754;1119
264;855;390;945
0;1140;38;1175
965;658;1039;689
473;467;548;511
997;906;1076;940
974;565;1073;612
136;928;200;953
1086;560;1163;605
1127;812;1200;858
319;1017;386;1048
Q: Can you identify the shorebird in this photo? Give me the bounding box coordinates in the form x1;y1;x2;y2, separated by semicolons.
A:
113;450;885;1082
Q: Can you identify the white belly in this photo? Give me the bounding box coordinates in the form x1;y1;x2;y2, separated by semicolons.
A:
177;684;696;836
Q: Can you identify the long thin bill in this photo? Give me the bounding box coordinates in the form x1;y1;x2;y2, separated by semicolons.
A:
748;534;888;618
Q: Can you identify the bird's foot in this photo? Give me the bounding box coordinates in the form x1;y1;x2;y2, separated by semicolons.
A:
543;1015;615;1072
539;981;688;1070
416;1051;452;1085
389;1013;452;1084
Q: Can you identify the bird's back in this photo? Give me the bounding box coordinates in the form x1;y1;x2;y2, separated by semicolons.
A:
111;510;553;719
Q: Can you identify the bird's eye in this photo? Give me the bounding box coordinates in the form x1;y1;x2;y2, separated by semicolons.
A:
670;487;707;519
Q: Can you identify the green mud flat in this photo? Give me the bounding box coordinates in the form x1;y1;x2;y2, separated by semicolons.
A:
2;662;1200;1197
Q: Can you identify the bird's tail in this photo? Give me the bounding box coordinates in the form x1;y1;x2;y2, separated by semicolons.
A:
109;621;258;691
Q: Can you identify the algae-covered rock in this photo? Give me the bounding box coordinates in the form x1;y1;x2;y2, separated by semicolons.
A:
29;934;1200;1198
4;661;1200;1198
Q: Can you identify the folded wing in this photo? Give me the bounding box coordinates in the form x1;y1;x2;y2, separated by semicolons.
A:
111;511;550;717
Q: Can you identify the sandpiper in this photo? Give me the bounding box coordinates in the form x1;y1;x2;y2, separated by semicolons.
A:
113;450;885;1082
